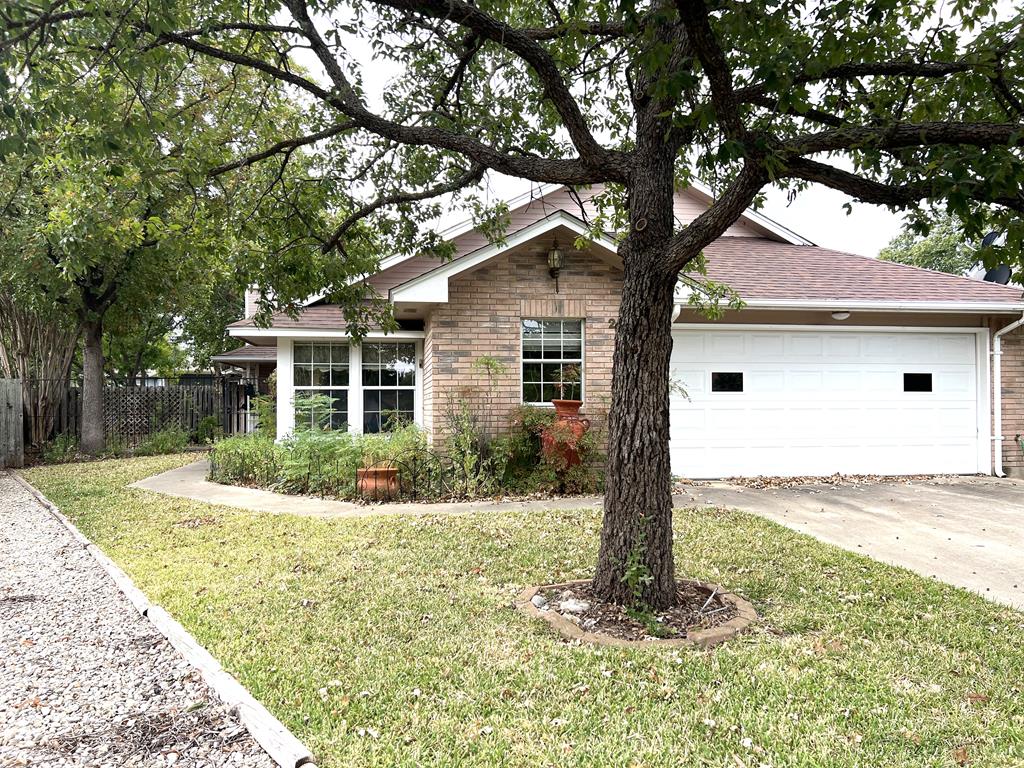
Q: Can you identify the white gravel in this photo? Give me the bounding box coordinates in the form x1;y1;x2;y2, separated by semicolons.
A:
0;473;275;768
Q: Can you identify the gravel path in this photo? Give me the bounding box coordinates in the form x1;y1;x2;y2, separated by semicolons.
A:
0;473;275;768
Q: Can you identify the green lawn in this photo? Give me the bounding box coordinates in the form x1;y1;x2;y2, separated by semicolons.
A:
22;454;1024;768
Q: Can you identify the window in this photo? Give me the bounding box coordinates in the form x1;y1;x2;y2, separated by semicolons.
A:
711;371;744;392
362;342;416;433
293;343;349;430
522;319;583;403
903;372;933;392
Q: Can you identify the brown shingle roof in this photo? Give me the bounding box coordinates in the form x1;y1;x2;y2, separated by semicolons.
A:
228;304;364;330
699;237;1024;304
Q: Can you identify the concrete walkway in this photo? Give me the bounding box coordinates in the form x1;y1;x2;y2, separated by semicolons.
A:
679;477;1024;609
130;460;605;518
134;461;1023;609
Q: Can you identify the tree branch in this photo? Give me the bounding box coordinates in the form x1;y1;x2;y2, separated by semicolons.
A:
667;163;768;273
734;59;974;103
208;121;357;177
342;0;615;166
322;162;487;253
784;157;1024;213
789;121;1024;155
675;0;743;139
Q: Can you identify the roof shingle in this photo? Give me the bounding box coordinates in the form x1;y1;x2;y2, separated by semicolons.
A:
698;238;1023;304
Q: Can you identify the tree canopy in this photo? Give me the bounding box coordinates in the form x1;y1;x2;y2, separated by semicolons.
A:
879;214;983;276
3;0;1022;605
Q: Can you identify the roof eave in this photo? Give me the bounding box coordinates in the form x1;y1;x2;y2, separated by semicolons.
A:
684;298;1024;313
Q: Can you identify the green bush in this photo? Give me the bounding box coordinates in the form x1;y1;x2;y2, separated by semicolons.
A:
41;433;78;464
135;426;190;456
209;434;282;487
195;415;223;445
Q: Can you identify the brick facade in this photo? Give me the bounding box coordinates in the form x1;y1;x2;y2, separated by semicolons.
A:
422;245;622;441
995;324;1024;476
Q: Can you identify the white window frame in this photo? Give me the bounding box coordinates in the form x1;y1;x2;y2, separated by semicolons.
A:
360;340;419;433
276;337;423;439
520;318;585;406
291;341;352;431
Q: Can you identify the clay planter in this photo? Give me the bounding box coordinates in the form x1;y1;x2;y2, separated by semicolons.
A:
551;399;583;418
515;579;758;648
356;466;399;500
543;400;589;468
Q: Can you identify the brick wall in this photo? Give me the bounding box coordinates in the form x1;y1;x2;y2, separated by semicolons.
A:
996;324;1024;475
423;246;622;441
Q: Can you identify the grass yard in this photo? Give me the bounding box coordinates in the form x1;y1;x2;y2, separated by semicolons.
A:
22;454;1024;768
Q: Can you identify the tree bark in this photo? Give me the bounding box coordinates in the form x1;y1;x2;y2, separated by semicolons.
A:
593;149;682;609
80;318;105;455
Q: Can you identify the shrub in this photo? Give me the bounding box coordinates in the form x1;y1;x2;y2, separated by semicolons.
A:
278;429;363;497
42;433;78;464
252;394;276;439
209;434;282;487
135;426;190;456
195;415;223;445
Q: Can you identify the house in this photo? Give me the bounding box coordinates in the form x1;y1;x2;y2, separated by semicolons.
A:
219;184;1024;479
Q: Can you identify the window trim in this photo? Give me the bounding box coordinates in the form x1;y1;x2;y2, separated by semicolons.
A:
291;341;351;430
284;338;423;436
519;318;585;406
360;340;418;433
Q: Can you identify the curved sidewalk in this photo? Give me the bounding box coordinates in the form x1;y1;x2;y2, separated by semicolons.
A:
130;460;606;518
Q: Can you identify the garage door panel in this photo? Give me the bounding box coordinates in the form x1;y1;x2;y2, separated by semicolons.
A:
669;328;982;478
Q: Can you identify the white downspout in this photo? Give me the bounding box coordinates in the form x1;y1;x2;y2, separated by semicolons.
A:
992;311;1024;477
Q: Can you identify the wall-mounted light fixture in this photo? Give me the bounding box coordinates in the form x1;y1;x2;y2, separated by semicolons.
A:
547;240;564;293
831;311;851;321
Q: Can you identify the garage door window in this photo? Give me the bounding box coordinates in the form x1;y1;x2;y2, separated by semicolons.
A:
903;373;933;392
522;319;583;403
711;371;744;392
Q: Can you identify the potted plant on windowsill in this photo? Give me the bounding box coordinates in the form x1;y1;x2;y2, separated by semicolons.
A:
551;363;583;418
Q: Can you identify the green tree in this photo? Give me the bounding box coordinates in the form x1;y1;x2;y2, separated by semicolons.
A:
879;215;980;275
5;0;1022;607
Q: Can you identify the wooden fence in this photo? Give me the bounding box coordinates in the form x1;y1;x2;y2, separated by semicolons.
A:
37;380;256;450
0;379;24;468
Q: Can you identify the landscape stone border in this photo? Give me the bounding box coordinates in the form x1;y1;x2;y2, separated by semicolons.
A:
515;578;757;648
9;471;317;768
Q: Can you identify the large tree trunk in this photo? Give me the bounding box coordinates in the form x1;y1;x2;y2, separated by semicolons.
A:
593;155;682;610
80;318;106;455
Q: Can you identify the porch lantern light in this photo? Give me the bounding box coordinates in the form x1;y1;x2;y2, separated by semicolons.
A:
547;240;565;293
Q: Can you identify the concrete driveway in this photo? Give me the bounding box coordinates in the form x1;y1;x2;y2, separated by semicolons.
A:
677;476;1023;609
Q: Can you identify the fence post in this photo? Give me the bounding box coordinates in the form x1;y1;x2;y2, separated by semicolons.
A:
1;379;25;468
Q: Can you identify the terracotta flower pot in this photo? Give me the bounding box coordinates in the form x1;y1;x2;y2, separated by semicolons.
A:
357;466;399;500
542;401;590;469
551;399;583;418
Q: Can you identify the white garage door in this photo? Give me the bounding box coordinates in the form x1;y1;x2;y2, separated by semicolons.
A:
669;328;984;479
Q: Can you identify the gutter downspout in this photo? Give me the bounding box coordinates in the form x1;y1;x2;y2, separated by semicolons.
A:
992;311;1024;477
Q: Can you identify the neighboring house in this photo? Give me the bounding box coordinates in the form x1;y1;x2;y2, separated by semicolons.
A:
219;184;1024;478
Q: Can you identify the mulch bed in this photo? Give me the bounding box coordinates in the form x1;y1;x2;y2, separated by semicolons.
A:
538;581;737;642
